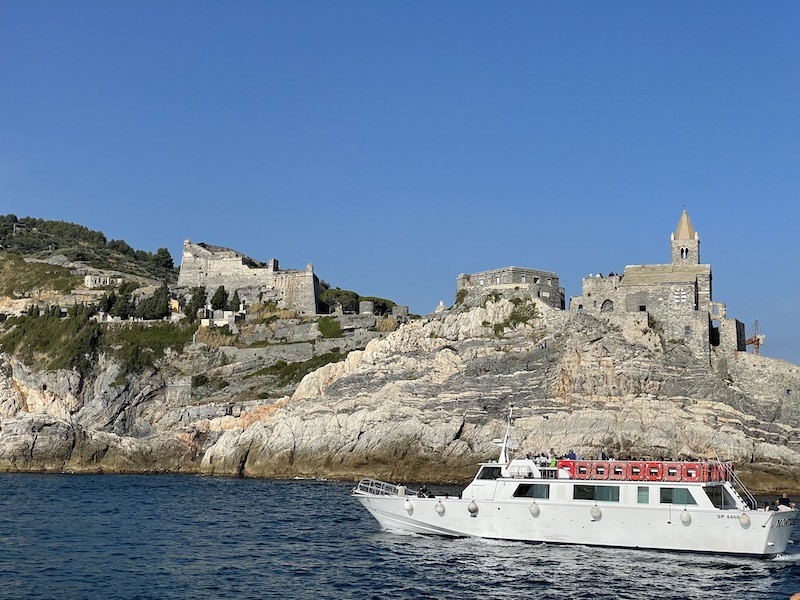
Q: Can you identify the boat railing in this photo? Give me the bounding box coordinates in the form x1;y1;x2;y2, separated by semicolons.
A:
551;458;736;483
722;464;758;510
354;478;403;497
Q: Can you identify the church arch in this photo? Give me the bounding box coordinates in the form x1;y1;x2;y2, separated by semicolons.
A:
600;299;614;312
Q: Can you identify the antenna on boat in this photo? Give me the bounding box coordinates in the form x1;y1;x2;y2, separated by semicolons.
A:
493;405;517;464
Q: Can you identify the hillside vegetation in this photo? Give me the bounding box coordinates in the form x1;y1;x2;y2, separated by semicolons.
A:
0;214;177;283
0;253;81;296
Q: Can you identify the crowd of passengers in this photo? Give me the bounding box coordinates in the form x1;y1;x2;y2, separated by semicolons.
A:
524;448;722;467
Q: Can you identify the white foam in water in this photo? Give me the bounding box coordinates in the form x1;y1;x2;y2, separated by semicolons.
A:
773;553;800;563
383;527;422;537
458;536;527;548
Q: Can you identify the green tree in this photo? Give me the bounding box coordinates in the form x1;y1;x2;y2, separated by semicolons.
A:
359;296;396;315
111;293;133;319
108;239;135;256
135;283;170;320
210;286;228;311
230;290;241;312
320;288;359;313
153;247;174;270
184;286;207;323
99;292;116;313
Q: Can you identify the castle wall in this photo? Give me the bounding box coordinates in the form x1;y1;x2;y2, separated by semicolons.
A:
458;266;565;309
272;269;319;315
177;241;319;315
177;243;274;291
568;275;624;312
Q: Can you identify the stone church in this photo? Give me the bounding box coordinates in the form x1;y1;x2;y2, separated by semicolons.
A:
568;211;745;362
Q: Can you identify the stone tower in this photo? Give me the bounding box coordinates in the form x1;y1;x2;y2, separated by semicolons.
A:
671;209;700;265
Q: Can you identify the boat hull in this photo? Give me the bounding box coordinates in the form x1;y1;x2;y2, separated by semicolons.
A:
355;495;797;557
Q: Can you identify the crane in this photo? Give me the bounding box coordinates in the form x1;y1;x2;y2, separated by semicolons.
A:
745;319;765;355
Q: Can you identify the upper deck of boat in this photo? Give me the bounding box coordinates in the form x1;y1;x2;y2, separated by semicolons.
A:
478;458;734;484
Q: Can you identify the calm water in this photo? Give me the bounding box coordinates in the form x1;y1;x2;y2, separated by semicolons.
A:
0;475;797;600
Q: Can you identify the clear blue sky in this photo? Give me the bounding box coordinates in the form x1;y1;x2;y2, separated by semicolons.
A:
1;2;798;364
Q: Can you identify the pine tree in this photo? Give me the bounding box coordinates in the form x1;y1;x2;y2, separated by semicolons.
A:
210;286;228;311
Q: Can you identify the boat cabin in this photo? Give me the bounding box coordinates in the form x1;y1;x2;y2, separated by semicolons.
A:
463;458;751;511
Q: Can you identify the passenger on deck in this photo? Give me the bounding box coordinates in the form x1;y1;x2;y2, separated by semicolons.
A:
777;493;795;510
566;449;576;460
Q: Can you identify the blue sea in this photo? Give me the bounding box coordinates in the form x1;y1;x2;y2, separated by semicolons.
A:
0;475;797;600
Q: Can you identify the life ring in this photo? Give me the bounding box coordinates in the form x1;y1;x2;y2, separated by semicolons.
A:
627;461;645;481
557;459;575;476
644;462;663;481
682;463;702;482
608;463;627;480
591;461;609;480
574;461;592;479
663;462;682;482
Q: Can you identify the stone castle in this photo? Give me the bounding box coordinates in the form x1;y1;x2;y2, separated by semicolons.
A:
568;210;745;362
457;267;565;309
176;240;320;315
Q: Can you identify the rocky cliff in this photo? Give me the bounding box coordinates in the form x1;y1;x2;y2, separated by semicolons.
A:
1;298;799;493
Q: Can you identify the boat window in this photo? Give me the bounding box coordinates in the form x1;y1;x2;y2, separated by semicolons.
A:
703;485;737;509
660;487;697;505
573;485;620;502
637;486;649;504
513;484;550;499
477;466;503;480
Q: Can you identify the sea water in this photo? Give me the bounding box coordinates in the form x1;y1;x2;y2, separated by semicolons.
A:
0;474;797;600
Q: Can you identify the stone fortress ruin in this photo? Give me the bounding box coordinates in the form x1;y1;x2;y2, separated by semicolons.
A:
457;266;566;309
568;210;745;362
176;240;320;315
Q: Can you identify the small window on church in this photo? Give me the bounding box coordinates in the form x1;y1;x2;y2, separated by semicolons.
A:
684;325;691;337
521;276;526;283
638;305;646;312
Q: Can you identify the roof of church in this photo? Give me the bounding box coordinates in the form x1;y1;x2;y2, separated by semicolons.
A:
621;263;710;286
674;210;697;240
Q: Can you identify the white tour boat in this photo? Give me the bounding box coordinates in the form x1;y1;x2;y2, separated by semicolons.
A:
353;408;797;557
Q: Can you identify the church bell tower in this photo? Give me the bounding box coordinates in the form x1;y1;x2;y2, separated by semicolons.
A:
671;210;700;265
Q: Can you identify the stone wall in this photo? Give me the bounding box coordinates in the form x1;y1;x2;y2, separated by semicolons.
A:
457;266;565;309
177;240;319;314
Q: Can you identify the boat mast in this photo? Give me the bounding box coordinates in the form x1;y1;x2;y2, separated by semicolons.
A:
498;405;514;464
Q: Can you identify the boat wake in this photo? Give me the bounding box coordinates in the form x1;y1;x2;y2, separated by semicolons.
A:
459;537;528;548
772;553;800;563
383;527;422;537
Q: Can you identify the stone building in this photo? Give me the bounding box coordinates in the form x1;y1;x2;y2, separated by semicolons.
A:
568;210;745;362
84;274;123;288
176;240;321;315
457;266;565;310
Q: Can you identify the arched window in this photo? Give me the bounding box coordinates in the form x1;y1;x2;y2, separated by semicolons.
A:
680;247;689;259
601;300;614;312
